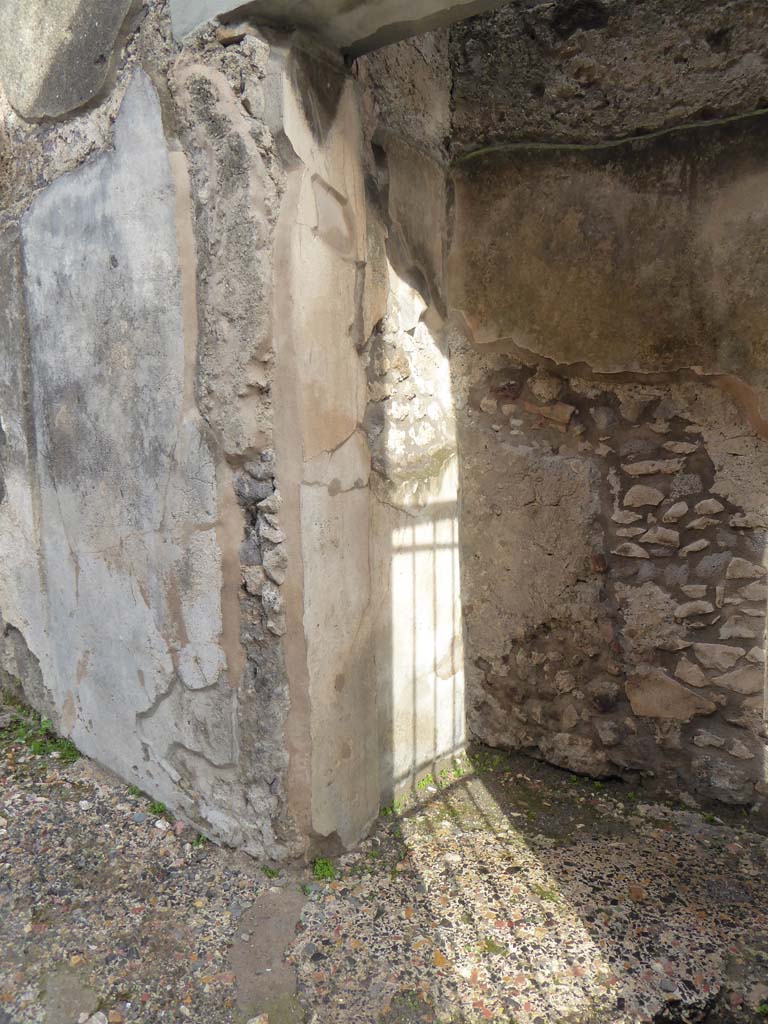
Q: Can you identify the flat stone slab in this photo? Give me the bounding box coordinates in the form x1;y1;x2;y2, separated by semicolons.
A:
0;0;132;120
170;0;505;53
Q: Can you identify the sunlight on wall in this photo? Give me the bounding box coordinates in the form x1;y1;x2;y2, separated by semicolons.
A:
376;264;466;794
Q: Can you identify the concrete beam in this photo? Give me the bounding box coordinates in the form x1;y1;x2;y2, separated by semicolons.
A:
169;0;505;54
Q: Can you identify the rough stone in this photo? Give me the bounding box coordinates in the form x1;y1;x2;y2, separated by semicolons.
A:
680;540;710;557
675;658;708;689
527;368;563;403
612;510;643;525
693;730;725;749
687;517;720;530
693;644;745;672
739;582;768;602
711;666;764;695
663;442;698;455
662;502;688;523
0;0;133;120
624;485;665;508
595;720;620;747
451;0;768;149
622;459;686;477
625;670;716;722
695;499;725;515
639;527;679;548
612;543;649;559
537;733;609;778
729;739;756;760
726;557;767;580
674;601;715;620
719;618;760;640
693;755;755;805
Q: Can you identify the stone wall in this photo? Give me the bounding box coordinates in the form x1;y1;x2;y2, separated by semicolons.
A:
451;336;768;805
448;118;768;812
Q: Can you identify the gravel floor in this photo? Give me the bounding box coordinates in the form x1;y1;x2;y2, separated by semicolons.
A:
2;703;767;1024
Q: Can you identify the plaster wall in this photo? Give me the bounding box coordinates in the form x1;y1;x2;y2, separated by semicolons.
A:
0;11;301;860
273;42;467;842
0;2;468;857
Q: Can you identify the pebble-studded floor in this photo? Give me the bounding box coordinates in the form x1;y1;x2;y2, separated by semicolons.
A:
1;703;767;1024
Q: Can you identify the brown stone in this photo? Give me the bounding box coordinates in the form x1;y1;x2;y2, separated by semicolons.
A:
622;458;686;477
693;643;745;671
662;501;688;523
639;526;679;547
663;441;698;455
719;618;760;640
680;539;709;557
695;499;724;515
522;400;576;424
612;509;643;524
675;657;708;688
537;733;609;777
687;516;719;530
726;557;766;580
674;600;714;619
612;542;649;559
711;665;764;695
625;669;716;721
624;484;664;508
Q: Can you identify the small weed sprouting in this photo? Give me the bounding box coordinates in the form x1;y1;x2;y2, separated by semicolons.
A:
312;857;335;881
148;800;169;818
702;812;718;824
380;795;409;817
14;713;80;764
592;781;605;792
416;773;434;791
300;883;313;896
757;1002;768;1017
127;785;142;798
261;865;279;879
192;834;207;848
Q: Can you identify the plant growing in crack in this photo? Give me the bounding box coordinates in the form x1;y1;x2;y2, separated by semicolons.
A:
312;857;335;881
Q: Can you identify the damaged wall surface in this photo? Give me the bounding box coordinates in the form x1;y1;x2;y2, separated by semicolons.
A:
0;0;468;858
447;35;768;810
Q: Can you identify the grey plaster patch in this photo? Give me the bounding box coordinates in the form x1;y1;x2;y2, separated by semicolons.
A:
0;0;133;121
18;71;237;834
449;116;768;384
